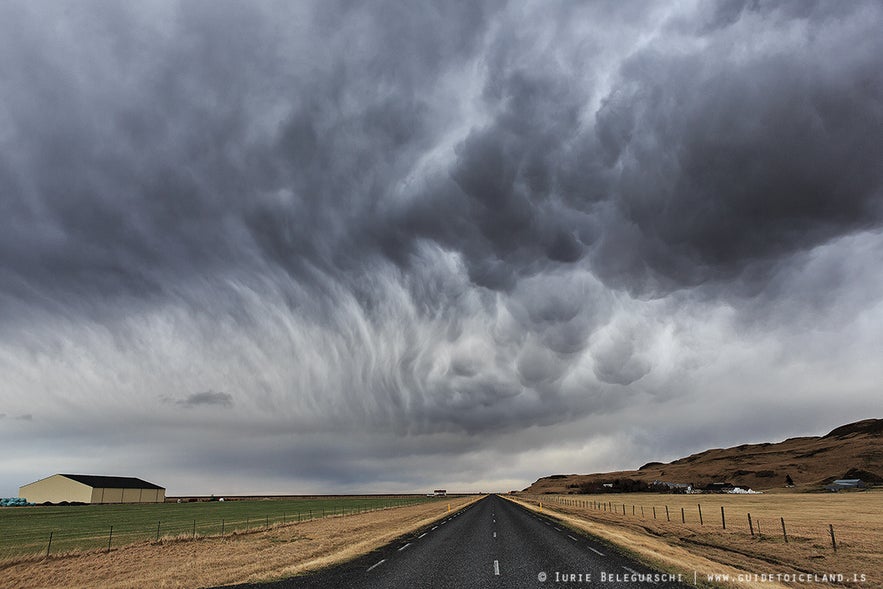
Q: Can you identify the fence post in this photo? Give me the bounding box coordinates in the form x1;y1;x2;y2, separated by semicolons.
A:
829;524;836;552
107;526;113;552
46;531;53;558
653;506;656;519
266;515;269;528
622;504;626;516
721;506;726;530
665;506;670;522
633;505;635;516
641;506;644;518
748;513;754;536
780;517;788;543
156;520;161;542
192;519;196;538
681;507;685;523
698;504;703;526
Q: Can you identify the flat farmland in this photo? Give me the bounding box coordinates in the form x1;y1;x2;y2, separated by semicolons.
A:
516;490;883;588
0;495;480;589
0;495;434;560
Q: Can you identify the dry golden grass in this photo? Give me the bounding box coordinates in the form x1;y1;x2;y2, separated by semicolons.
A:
525;419;882;494
0;496;481;589
513;490;882;588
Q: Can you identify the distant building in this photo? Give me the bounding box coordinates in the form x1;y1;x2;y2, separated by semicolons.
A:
652;481;692;492
825;479;866;492
433;489;447;497
704;482;735;493
20;474;165;504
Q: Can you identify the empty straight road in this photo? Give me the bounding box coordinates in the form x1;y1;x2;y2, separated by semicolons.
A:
223;494;691;589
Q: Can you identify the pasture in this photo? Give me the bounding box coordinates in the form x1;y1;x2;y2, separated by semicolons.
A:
0;495;434;560
517;489;883;587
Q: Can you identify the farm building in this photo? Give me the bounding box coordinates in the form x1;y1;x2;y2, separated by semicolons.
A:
19;474;165;504
825;479;866;492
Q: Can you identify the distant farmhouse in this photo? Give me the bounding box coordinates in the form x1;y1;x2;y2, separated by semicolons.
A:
433;489;447;497
825;479;866;492
20;474;165;504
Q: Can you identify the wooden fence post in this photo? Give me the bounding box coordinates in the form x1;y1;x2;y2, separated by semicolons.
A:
107;526;113;552
698;504;703;525
653;506;656;519
46;531;53;558
192;519;196;538
665;506;670;521
156;520;161;542
829;524;837;552
781;517;788;543
681;507;685;523
721;506;726;530
748;513;754;536
641;506;644;518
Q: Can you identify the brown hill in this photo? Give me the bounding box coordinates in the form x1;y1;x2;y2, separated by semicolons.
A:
523;418;883;494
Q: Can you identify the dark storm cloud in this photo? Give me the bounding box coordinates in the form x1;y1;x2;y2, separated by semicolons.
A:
591;1;883;294
1;1;883;495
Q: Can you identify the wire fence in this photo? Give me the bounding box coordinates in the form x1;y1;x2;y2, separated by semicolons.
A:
519;493;870;555
0;496;437;561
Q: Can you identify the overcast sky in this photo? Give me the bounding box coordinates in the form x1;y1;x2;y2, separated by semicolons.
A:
2;0;882;497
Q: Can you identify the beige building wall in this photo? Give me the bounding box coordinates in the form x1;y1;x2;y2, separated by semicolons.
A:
19;475;93;504
92;487;125;504
90;486;165;504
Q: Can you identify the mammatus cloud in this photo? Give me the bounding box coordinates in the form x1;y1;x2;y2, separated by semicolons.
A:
0;0;881;495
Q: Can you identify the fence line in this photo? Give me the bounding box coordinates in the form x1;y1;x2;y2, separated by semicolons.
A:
2;496;434;561
519;493;845;554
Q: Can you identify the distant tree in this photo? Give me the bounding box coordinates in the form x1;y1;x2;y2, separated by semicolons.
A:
785;474;794;486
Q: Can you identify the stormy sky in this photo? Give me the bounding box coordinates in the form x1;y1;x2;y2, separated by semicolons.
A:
2;0;882;496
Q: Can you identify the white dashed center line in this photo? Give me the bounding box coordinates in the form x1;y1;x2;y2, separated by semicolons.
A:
418;532;427;538
367;559;386;572
568;535;578;541
398;543;411;551
493;532;497;538
587;546;606;557
494;560;500;576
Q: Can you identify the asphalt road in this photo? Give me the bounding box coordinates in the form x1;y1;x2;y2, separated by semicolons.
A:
221;494;692;589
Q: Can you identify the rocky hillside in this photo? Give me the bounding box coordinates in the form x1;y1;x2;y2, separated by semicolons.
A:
523;418;883;494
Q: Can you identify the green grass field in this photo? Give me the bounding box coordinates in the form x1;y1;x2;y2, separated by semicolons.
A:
0;496;439;559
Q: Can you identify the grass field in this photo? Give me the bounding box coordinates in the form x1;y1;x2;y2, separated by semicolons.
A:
0;496;481;589
516;490;883;588
0;495;436;560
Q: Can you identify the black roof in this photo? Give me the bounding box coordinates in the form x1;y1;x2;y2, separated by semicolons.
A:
60;474;164;490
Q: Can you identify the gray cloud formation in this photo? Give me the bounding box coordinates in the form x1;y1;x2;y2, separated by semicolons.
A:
174;391;234;409
1;0;882;495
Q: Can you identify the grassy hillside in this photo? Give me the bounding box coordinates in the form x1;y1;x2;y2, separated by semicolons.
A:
524;418;883;494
